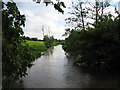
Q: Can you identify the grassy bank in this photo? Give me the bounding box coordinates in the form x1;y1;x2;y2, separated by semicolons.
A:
24;40;61;59
26;40;47;58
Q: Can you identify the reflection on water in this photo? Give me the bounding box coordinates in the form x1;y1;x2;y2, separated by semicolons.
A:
44;47;54;56
9;45;120;88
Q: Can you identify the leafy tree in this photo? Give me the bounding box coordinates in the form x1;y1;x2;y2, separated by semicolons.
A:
65;1;88;31
2;1;35;83
2;0;65;86
79;15;120;72
63;0;120;72
63;30;81;52
87;0;111;27
43;35;55;48
65;0;111;33
63;13;120;72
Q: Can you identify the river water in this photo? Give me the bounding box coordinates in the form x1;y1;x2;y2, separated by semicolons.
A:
11;45;120;88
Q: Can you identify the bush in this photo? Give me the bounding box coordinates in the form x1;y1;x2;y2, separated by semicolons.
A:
63;15;120;72
2;2;35;82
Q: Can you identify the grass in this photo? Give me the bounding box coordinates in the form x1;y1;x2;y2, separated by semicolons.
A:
23;40;60;59
25;40;47;58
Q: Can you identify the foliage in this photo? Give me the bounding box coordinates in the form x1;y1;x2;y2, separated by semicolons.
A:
43;35;55;48
33;0;66;14
2;2;35;81
63;13;120;72
21;36;41;41
2;1;64;86
62;30;81;52
25;40;47;58
65;0;111;34
63;0;120;72
54;1;66;14
65;1;87;30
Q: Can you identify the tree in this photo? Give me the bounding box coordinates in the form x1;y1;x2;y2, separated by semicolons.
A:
65;0;88;31
63;0;120;72
87;0;111;27
63;12;120;73
65;0;111;32
43;35;55;48
42;25;45;38
2;1;35;83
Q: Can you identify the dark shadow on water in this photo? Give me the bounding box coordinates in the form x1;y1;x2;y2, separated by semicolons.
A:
64;51;120;88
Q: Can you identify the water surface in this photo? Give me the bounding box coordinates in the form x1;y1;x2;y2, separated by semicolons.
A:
11;45;120;88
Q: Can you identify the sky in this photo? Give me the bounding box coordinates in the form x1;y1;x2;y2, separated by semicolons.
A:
3;0;120;40
14;0;72;40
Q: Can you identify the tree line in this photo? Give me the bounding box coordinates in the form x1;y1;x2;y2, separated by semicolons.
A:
21;36;41;41
63;0;120;73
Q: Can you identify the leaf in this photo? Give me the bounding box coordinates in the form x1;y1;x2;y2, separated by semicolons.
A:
54;4;64;14
36;0;41;3
44;2;50;6
43;0;53;6
60;2;66;8
28;64;33;68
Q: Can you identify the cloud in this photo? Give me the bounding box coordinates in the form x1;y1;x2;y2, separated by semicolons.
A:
16;2;66;40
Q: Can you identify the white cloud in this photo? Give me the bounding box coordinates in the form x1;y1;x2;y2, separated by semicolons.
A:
16;2;66;40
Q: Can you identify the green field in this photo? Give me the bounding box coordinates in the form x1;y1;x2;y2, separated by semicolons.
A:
26;40;47;58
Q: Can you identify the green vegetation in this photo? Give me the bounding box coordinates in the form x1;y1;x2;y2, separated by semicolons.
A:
63;15;120;72
25;38;62;59
2;1;57;84
63;0;120;73
43;35;61;48
33;0;66;14
43;35;55;48
2;2;35;82
25;40;47;58
2;1;61;84
3;0;120;88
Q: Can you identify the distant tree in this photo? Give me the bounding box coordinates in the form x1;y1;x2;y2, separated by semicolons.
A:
43;35;55;48
42;25;45;38
31;37;38;41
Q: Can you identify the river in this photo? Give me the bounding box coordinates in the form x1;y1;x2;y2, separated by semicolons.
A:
11;45;120;88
